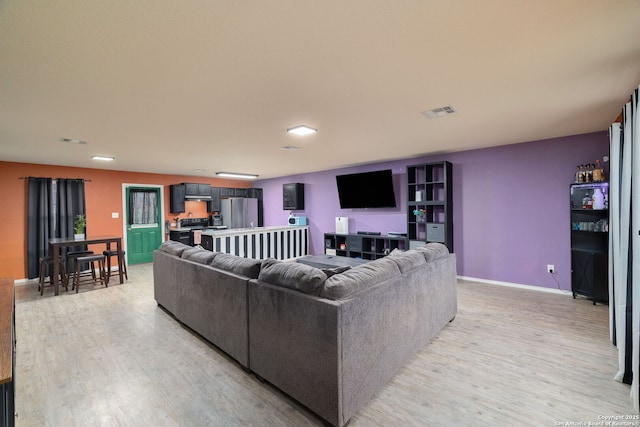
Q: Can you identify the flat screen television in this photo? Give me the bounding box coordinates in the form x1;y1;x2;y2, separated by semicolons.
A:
336;169;397;209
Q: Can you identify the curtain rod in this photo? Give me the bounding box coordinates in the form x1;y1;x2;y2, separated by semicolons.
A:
18;177;92;182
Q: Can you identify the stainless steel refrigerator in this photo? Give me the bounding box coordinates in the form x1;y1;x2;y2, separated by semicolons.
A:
220;198;258;229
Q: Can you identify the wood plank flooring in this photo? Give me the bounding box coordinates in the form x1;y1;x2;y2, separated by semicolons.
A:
13;265;636;426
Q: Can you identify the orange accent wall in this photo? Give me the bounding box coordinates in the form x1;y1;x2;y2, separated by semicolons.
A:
0;161;251;280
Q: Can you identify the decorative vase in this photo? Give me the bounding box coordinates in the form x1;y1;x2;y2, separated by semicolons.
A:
74;233;85;240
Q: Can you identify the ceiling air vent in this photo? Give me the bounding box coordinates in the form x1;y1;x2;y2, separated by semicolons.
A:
422;105;457;119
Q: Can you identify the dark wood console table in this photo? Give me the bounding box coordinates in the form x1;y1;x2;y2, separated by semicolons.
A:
49;235;124;295
1;277;15;427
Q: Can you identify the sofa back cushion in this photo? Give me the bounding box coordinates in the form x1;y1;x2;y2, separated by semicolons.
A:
320;257;401;300
158;240;190;257
211;253;262;279
415;242;450;262
181;246;217;265
388;249;426;273
258;258;328;296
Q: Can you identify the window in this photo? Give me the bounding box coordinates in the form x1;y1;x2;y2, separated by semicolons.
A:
129;189;158;226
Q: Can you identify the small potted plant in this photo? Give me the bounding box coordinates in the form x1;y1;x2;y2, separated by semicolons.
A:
74;214;86;240
413;208;426;222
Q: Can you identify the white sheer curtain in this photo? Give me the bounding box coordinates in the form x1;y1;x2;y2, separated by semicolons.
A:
609;85;640;410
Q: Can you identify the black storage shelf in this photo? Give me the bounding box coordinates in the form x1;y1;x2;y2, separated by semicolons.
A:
406;161;453;252
324;233;408;260
569;182;609;304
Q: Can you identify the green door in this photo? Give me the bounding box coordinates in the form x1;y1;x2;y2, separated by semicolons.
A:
126;186;162;265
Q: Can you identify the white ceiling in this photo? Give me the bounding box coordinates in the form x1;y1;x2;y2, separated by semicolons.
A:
1;1;639;179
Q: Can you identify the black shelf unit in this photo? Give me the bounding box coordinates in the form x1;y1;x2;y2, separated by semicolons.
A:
406;161;453;252
570;182;609;304
324;233;408;260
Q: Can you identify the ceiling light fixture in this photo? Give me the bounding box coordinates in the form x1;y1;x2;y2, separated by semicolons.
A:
91;155;115;161
422;105;457;119
59;137;88;145
216;172;259;180
287;125;317;136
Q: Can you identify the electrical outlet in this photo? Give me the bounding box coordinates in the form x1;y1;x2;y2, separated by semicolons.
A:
547;264;555;274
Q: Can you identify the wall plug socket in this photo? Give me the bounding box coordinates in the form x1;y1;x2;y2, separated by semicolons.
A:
547;264;555;274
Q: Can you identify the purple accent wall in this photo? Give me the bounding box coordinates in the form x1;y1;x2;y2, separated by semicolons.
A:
254;132;609;290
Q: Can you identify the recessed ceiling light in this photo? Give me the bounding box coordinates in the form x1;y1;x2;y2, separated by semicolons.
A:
216;172;259;180
287;125;317;136
59;137;88;145
281;146;301;151
91;155;115;161
422;105;457;119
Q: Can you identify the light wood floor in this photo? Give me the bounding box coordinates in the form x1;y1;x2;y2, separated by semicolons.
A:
13;264;636;426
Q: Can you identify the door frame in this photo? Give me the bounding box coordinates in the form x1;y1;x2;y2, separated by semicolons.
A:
121;183;166;263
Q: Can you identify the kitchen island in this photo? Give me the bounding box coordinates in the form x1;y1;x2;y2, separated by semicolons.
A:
200;225;309;261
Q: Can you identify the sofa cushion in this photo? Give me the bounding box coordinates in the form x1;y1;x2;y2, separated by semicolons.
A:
181;246;217;264
320;257;401;300
211;253;262;279
259;258;328;296
388;249;426;273
158;240;190;257
415;243;450;262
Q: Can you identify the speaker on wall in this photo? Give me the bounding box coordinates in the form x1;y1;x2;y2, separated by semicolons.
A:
283;183;305;210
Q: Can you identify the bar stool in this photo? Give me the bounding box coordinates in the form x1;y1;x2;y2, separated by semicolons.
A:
66;250;95;281
72;254;107;293
38;256;68;295
102;249;127;284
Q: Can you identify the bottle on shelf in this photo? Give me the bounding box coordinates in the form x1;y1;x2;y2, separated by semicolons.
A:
593;160;605;182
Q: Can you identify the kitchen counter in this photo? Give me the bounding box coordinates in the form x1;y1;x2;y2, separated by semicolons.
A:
199;225;309;260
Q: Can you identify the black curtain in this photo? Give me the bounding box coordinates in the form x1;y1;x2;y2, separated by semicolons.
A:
56;178;86;256
26;177;53;279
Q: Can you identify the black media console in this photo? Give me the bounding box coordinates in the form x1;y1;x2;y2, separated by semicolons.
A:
324;233;409;260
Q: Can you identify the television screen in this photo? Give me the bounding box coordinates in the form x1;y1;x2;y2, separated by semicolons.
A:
336;169;397;209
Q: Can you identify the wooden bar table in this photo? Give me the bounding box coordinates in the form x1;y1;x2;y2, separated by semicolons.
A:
49;235;124;296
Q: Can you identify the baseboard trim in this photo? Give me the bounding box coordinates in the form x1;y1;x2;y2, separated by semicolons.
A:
457;275;572;296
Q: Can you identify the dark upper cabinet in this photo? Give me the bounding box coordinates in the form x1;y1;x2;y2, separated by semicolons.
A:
234;188;249;198
247;188;263;200
170;184;186;213
208;187;221;213
220;188;236;198
185;183;211;198
248;188;264;226
283;183;304;210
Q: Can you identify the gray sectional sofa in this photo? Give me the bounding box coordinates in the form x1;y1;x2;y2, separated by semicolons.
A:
153;240;457;427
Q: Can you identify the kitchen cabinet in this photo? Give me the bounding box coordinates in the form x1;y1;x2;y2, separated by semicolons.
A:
234;188;249;198
207;187;221;213
169;230;190;246
283;183;304;210
248;188;264;226
220;188;236;198
185;183;211;199
169;184;186;213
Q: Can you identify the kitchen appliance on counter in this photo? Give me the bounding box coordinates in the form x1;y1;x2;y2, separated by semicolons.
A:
221;198;258;229
209;214;223;226
288;214;307;226
179;218;209;228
